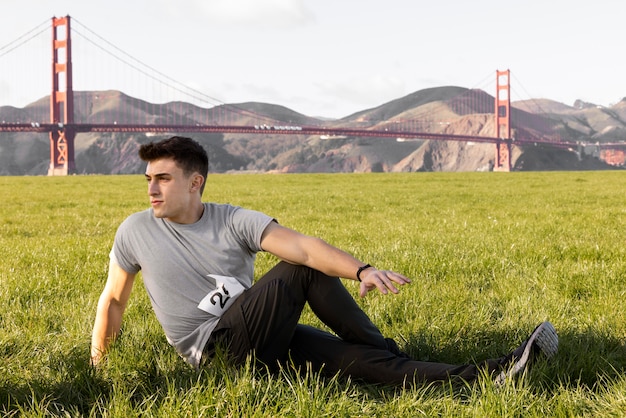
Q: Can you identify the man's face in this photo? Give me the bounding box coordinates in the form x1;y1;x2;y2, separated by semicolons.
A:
145;157;199;224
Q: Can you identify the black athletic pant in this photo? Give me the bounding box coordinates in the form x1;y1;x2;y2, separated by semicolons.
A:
204;261;505;386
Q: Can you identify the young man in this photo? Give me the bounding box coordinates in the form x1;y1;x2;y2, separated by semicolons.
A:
91;136;558;386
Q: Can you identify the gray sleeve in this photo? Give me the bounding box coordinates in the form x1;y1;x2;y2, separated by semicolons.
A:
229;207;274;253
110;216;142;274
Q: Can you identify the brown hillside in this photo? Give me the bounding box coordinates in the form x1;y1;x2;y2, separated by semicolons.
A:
0;88;623;175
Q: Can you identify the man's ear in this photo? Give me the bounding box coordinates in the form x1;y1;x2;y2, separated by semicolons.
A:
190;174;205;192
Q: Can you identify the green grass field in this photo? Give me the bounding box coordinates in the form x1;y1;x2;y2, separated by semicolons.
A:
1;171;626;417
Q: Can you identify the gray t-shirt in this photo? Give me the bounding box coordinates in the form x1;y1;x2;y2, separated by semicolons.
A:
110;202;274;368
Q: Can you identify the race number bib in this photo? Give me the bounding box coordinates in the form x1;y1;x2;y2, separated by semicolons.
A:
197;274;245;317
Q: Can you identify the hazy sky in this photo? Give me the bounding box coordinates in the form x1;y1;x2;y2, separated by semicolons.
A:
1;0;624;119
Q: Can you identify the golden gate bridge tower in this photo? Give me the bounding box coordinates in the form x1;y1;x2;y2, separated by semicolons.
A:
48;16;76;175
494;69;511;172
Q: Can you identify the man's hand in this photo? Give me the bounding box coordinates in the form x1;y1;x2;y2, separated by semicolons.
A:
90;346;104;367
358;268;411;297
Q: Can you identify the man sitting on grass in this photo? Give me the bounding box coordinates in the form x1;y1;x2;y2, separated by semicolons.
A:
91;136;558;386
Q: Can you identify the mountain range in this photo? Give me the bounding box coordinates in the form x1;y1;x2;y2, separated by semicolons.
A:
1;86;624;175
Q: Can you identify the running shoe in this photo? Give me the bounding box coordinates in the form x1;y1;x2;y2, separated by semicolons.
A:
494;321;558;386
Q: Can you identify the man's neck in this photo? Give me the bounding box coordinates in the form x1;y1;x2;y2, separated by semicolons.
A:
166;201;205;225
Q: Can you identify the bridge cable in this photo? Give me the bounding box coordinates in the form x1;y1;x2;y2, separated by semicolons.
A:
0;19;49;58
71;18;290;125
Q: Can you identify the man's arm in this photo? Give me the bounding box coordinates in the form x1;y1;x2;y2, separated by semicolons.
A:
260;222;410;297
90;259;136;365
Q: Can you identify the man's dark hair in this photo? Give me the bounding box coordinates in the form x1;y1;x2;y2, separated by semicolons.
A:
139;136;209;191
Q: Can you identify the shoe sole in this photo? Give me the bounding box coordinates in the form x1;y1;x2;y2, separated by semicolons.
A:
494;321;558;386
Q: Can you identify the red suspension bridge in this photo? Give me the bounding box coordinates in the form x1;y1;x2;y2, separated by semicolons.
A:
0;16;623;175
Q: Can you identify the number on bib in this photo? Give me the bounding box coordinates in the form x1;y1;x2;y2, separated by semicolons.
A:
198;275;245;317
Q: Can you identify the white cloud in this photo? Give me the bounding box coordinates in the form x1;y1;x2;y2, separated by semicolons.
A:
190;0;314;27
